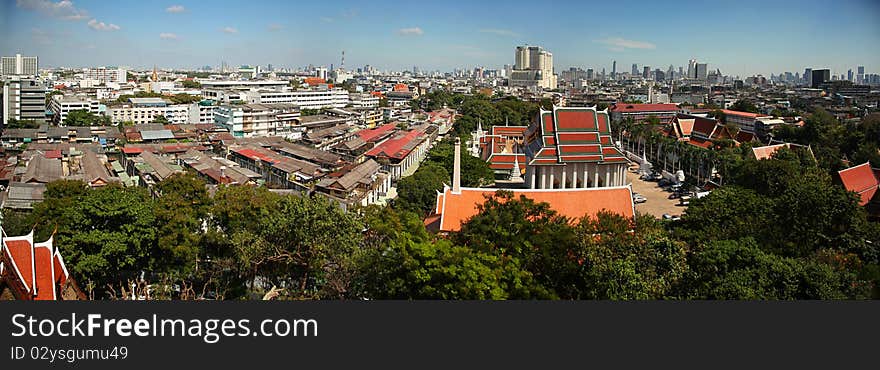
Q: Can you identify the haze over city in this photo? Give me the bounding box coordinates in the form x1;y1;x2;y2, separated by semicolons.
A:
2;0;879;77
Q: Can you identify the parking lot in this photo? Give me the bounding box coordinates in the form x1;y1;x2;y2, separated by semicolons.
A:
626;163;686;218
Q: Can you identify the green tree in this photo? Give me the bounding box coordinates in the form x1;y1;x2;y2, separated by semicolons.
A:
728;100;759;113
152;115;169;124
154;173;211;273
181;80;201;89
395;163;448;215
354;207;545;299
64;109;101;126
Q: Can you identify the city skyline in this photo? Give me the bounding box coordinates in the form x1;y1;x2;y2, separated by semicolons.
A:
1;0;879;77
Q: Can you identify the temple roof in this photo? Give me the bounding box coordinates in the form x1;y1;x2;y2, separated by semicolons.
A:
523;106;626;165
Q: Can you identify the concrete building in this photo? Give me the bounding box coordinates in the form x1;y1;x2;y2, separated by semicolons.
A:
82;67;127;84
509;45;557;89
242;88;350;109
213;103;301;138
1;54;38;76
106;98;189;124
50;95;99;125
198;80;288;90
3;77;47;126
188;100;217;124
696;63;708;80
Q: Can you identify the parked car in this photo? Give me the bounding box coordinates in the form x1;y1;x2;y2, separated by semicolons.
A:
658;179;671;187
662;214;682;221
633;194;647;204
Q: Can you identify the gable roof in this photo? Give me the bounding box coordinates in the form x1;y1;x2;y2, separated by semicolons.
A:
610;103;680;113
434;186;635;232
838;162;880;206
523;106;625;165
1;231;72;300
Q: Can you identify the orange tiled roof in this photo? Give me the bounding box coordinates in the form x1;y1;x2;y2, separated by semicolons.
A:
2;232;71;300
838;162;880;206
751;143;790;160
434;186;635;232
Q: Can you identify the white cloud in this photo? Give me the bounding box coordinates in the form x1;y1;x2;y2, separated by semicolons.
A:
479;28;518;37
320;17;334;23
87;19;120;31
397;27;423;36
268;23;283;31
159;32;178;40
165;5;185;13
222;26;238;34
16;0;89;20
595;37;656;51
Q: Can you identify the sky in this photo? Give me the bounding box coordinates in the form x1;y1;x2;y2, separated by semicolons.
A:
1;0;879;77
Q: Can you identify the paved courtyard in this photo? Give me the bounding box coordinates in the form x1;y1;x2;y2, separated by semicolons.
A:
626;163;686;218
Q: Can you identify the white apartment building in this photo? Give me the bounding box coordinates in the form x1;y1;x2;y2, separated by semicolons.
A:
199;80;288;90
82;67;127;84
244;88;350;109
50;95;100;124
3;76;46;125
1;54;38;76
213;103;301;138
350;93;380;108
107;98;189;124
188;101;217;124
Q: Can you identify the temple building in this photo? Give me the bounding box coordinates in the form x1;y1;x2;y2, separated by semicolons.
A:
470;121;527;181
522;106;629;189
0;230;84;300
426;137;635;233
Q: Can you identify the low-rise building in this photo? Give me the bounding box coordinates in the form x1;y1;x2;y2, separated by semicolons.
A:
50;95;100;124
107;98;189;124
315;159;391;210
213;103;301;138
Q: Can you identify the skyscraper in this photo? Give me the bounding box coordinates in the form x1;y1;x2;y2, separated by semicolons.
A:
858;65;865;83
804;68;812;86
1;54;38;76
687;59;697;79
848;69;854;82
612;60;616;79
696;63;708;80
632;64;638;76
643;66;650;79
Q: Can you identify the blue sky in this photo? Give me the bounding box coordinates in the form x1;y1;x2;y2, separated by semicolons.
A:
1;0;878;77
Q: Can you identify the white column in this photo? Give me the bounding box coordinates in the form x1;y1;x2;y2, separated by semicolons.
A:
593;164;599;188
548;168;555;189
561;166;567;189
583;163;589;188
572;163;579;189
530;167;536;189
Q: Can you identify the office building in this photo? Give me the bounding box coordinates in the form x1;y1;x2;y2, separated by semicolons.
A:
857;66;865;84
811;69;830;88
1;54;38;76
3;76;46;125
687;59;697;79
696;63;708;80
632;64;639;76
643;66;650;79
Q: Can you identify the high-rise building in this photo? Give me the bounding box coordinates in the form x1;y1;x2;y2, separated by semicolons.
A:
687;59;697;79
632;64;638;76
3;76;47;126
857;65;865;83
847;69;853;82
643;66;650;79
586;68;594;80
611;60;616;79
510;45;557;89
811;69;830;88
1;54;38;76
696;63;708;80
804;68;812;86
